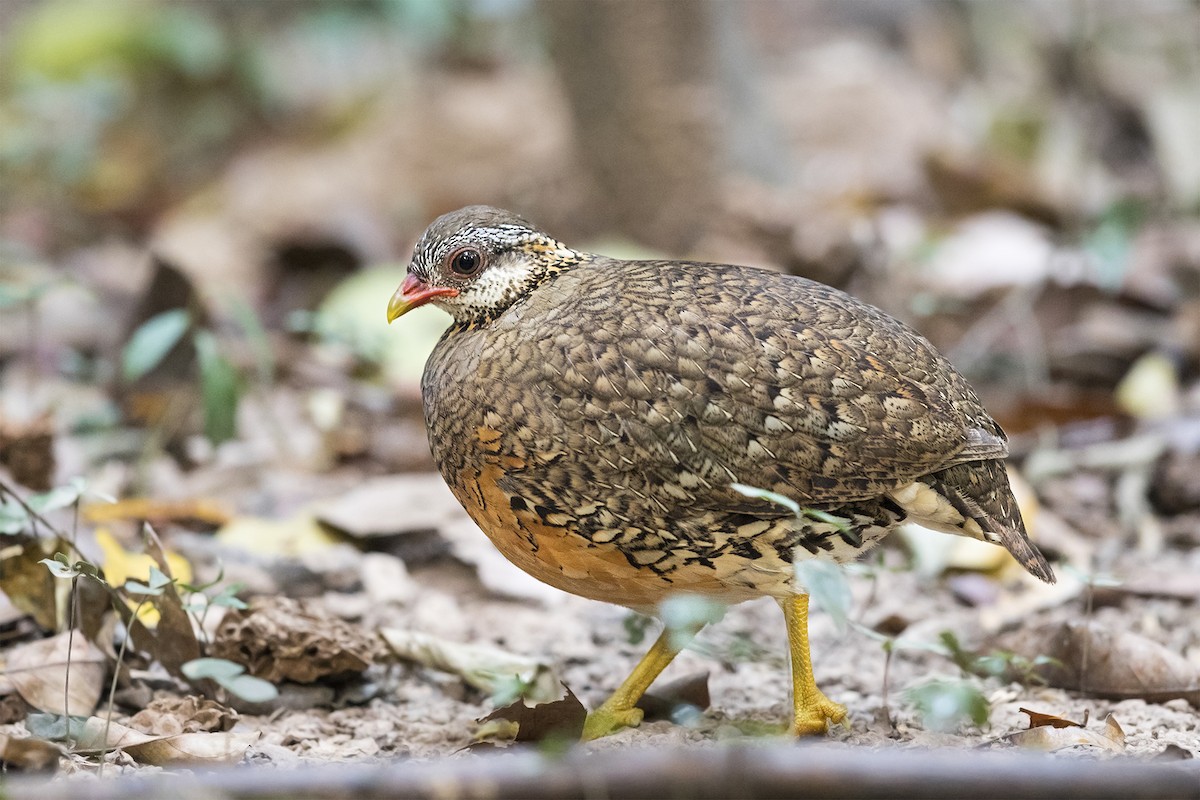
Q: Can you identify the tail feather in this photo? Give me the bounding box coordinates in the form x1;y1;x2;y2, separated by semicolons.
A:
924;461;1056;584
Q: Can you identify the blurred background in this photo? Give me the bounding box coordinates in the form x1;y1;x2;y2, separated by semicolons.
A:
1;0;1200;767
3;0;1200;483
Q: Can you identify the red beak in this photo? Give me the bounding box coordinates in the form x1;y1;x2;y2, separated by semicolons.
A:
387;274;459;322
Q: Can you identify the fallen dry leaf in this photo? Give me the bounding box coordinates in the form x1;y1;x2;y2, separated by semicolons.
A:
1005;713;1125;753
380;627;561;704
83;498;231;529
211;596;380;683
5;631;106;716
1115;351;1182;420
479;684;586;743
29;714;256;765
141;533;201;678
1019;707;1088;730
1153;744;1195;761
313;473;460;539
215;513;342;558
0;535;65;631
1093;569;1200;603
0;733;61;773
995;621;1200;702
96;528;193;626
128;694;236;737
122;730;258;766
361;552;418;606
0;412;55;491
439;516;566;604
637;672;711;722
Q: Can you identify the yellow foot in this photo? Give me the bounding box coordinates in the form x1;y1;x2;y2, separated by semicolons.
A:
581;704;644;741
791;692;848;737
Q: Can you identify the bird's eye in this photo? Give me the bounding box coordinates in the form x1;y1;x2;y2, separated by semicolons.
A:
448;247;484;277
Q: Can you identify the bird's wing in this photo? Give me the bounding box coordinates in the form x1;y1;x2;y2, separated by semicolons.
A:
535;260;1008;516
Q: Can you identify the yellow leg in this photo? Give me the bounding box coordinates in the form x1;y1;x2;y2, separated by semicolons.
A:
581;627;686;741
780;593;847;736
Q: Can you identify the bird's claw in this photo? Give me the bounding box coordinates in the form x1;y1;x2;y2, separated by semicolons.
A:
581;704;644;741
790;692;847;737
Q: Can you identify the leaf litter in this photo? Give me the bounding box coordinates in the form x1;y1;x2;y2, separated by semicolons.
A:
2;1;1200;778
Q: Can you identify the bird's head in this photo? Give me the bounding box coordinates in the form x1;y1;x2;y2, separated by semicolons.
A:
387;205;585;329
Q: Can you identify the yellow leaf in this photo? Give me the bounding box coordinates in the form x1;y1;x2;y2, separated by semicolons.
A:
96;529;192;587
96;529;192;625
215;514;340;557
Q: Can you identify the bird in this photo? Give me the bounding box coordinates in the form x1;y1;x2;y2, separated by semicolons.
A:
387;205;1054;740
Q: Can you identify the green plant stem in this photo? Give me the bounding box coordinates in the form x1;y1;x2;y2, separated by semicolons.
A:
99;598;148;777
65;575;78;745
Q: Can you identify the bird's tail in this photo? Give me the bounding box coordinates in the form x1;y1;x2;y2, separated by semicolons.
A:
924;460;1056;584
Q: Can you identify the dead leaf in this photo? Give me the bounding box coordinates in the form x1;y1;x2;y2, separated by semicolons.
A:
5;632;106;716
924;151;1063;228
215;513;342;558
0;413;55;491
128;694;236;737
0;693;29;724
116;258;204;435
995;621;1200;703
122;730;259;766
361;553;417;606
1019;707;1088;730
28;713;256;765
0;535;66;631
440;516;567;604
211;596;380;683
479;684;586;743
637;672;711;722
141;533;201;678
1153;744;1195;761
0;734;61;773
1115;351;1181;420
96;528;193;626
83;498;231;529
313;474;460;540
1094;569;1200;603
380;627;560;704
1005;713;1125;753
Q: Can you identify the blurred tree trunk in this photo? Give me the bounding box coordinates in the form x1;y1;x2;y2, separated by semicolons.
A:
541;0;719;253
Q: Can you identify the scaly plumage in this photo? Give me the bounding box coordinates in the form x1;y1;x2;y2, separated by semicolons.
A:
389;205;1054;738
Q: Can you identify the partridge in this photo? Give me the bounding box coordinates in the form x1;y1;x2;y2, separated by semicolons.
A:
388;206;1054;739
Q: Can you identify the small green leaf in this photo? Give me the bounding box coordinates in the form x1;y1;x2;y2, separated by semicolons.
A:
795;560;852;634
40;558;81;579
0;501;28;534
182;657;278;703
223;673;278;703
25;713;93;742
229;296;275;386
730;483;851;532
27;477;87;514
180;564;226;593
181;657;246;682
123;579;162;596
799;508;852;533
122;308;191;382
659;595;726;649
147;565;173;590
730;483;800;515
194;329;240;444
906;679;990;732
209;585;247;609
623;611;653;646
